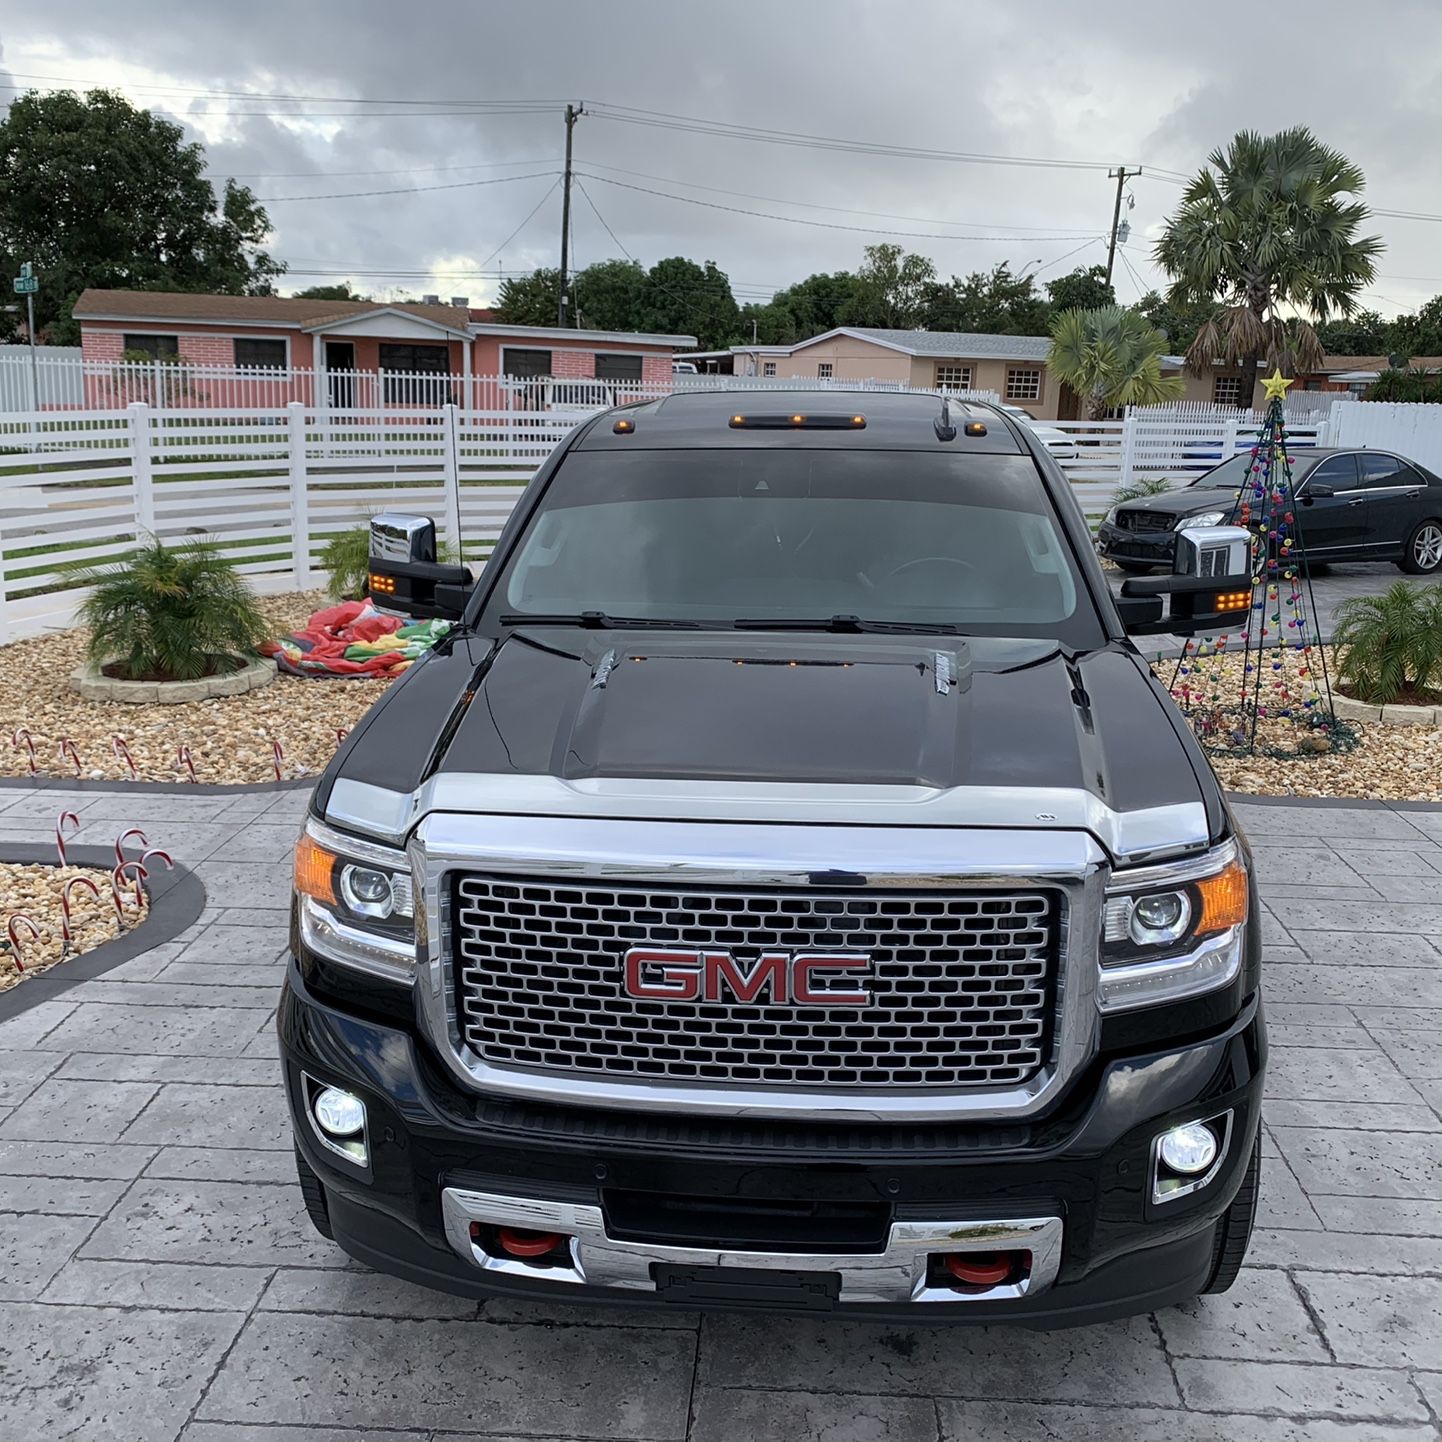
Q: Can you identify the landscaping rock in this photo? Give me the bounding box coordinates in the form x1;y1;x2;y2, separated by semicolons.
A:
69;657;276;706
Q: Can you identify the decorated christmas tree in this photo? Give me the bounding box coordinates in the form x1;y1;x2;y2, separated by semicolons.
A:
1168;370;1348;759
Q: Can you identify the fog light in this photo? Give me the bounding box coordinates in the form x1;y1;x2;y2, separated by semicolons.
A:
314;1086;366;1137
1159;1120;1219;1175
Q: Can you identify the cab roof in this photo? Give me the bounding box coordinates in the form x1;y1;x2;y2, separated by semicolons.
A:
573;387;1027;453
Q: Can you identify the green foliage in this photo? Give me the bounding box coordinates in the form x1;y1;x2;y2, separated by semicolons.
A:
741;271;861;345
293;283;370;302
1155;127;1383;403
1131;291;1214;353
639;256;741;350
1334;582;1442;705
0;89;284;344
1048;306;1185;418
1365;367;1442;403
1114;475;1175;504
920;263;1049;335
320;527;373;601
573;259;647;332
839;244;937;329
494;268;562;325
1314;310;1390;356
76;537;268;682
1045;265;1115;315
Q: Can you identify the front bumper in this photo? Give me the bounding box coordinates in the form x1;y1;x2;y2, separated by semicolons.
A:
278;960;1265;1325
1096;520;1177;566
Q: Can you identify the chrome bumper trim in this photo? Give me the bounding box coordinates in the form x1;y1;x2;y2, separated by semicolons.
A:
440;1187;1064;1305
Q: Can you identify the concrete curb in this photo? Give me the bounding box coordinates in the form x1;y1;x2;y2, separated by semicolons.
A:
69;655;278;704
0;774;312;795
0;843;205;1020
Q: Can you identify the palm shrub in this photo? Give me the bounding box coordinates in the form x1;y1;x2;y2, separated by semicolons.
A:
1333;581;1442;705
1047;306;1186;419
320;525;371;601
76;537;269;682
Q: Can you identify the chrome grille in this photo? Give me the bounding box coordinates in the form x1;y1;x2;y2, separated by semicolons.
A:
451;877;1060;1089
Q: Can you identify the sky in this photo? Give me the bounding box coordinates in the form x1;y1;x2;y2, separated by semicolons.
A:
3;0;1442;319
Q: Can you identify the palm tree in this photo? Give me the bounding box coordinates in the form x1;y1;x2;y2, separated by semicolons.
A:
1047;306;1185;419
1154;128;1383;409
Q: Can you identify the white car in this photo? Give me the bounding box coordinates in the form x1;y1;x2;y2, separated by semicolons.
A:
999;404;1080;461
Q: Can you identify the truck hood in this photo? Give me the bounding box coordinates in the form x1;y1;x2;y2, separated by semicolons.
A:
323;627;1216;861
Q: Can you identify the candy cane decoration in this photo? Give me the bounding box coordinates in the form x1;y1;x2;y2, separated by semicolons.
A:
112;860;148;917
114;828;148;869
335;728;350;749
137;847;173;873
112;736;138;781
59;738;83;778
60;876;102;952
272;740;285;781
6;915;43;972
55;811;80;867
11;728;36;776
175;745;197;783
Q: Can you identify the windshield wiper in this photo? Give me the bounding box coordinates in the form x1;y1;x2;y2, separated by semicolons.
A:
733;614;962;635
499;612;704;629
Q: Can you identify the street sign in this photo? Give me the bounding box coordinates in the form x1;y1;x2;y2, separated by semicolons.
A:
13;277;38;294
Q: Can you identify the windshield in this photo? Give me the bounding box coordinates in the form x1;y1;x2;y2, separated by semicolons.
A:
485;449;1103;646
1190;451;1318;489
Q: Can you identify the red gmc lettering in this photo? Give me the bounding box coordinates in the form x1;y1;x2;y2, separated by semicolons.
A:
703;951;787;1003
622;948;703;1000
792;953;874;1006
623;948;874;1007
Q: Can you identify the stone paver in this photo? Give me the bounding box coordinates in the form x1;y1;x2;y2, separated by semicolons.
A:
0;783;1439;1441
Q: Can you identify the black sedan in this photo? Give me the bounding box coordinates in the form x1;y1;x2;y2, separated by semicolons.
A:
1096;448;1442;574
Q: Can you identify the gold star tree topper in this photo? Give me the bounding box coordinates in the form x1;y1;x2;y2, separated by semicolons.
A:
1261;368;1294;400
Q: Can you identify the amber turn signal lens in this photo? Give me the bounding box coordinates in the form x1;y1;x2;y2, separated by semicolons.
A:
294;834;337;907
1214;590;1251;613
1196;858;1247;935
369;573;396;595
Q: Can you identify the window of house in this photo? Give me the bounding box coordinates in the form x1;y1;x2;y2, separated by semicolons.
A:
122;333;179;360
817;362;833;379
233;337;287;369
763;361;777;377
935;365;973;391
502;348;554;378
379;343;450;374
595;353;643;381
379;343;451;405
1005;368;1042;402
1212;375;1244;406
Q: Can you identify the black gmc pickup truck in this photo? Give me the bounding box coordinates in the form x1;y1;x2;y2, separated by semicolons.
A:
280;388;1265;1325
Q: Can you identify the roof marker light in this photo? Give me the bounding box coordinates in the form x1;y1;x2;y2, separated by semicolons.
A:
613;418;635;434
964;421;988;437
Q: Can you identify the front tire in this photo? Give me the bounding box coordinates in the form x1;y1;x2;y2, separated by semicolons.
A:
1201;1131;1260;1294
1398;519;1442;574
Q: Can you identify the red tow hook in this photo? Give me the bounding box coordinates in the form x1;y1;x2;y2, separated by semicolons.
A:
943;1251;1017;1287
496;1226;567;1259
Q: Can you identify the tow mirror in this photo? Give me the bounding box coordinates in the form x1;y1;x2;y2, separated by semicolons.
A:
365;513;474;622
1119;524;1253;637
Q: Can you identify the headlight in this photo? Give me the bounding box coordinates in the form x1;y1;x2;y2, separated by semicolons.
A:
1099;839;1248;1013
294;819;415;983
1103;506;1118;526
1176;511;1226;531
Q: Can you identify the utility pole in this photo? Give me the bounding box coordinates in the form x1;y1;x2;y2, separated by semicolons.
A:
557;102;584;327
1105;167;1141;289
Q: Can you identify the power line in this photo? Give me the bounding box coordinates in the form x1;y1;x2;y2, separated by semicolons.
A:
479;177;562;270
222;156;563;180
254;169;558;202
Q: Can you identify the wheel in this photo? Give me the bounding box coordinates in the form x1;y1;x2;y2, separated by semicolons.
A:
1110;559;1157;574
1201;1131;1260;1294
295;1146;334;1240
1398;519;1442;574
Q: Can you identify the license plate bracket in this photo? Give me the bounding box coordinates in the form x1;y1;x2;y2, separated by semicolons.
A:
651;1263;842;1310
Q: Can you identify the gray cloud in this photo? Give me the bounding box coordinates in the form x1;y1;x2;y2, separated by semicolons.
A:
3;0;1441;312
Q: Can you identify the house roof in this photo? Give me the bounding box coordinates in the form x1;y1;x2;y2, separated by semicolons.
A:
74;289;471;333
1317;354;1442;374
787;327;1053;361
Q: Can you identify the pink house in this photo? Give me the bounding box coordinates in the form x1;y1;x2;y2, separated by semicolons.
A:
72;290;694;408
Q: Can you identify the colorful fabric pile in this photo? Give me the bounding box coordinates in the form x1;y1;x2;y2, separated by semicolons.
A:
261;600;452;678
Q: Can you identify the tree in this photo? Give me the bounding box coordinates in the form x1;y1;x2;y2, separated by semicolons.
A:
1154;127;1383;407
748;271;861;344
1384;295;1442;361
1047;305;1185;419
1314;309;1389;356
920;263;1050;335
494;268;562;325
639;257;740;351
292;283;370;302
1131;290;1215;354
1045;265;1115;314
839;244;936;329
0;88;283;344
572;259;646;332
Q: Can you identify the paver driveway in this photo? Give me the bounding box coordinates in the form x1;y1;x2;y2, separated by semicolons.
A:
0;784;1440;1441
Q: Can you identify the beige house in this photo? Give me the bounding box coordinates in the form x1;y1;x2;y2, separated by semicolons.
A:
729;328;1070;417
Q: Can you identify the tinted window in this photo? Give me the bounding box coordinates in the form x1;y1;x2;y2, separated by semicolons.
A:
488;450;1102;646
503;348;553;378
378;343;449;374
1307;454;1360;490
1359;453;1407;488
595;353;643;381
122;333;179;359
233;337;287;369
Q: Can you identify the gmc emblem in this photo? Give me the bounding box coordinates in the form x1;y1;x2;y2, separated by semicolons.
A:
622;947;874;1007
